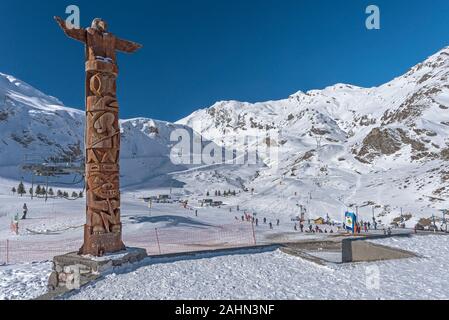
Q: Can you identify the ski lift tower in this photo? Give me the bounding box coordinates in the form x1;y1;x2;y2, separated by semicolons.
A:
439;209;448;233
296;204;306;223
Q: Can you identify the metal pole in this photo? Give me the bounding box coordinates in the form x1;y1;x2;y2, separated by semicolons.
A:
31;175;34;200
6;240;9;265
45;175;49;202
441;210;446;233
155;228;162;255
444;211;447;233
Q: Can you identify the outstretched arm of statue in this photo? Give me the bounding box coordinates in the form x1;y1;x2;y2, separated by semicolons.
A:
54;16;86;43
115;38;143;53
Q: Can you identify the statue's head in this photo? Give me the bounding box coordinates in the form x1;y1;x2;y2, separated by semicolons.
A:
91;18;108;32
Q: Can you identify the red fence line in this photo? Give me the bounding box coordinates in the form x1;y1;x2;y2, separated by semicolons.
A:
0;222;256;265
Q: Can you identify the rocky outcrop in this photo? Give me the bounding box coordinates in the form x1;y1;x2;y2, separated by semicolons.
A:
357;128;402;162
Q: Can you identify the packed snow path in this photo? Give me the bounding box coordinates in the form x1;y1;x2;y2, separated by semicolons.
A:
63;235;449;300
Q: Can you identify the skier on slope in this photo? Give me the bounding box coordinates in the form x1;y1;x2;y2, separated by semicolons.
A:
21;203;28;220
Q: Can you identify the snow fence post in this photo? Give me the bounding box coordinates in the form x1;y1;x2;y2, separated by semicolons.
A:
251;221;257;246
155;228;162;255
6;239;9;264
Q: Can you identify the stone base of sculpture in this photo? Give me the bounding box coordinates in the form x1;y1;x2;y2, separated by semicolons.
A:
44;247;147;298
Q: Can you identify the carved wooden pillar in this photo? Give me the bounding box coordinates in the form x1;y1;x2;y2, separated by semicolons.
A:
55;17;142;257
81;60;124;256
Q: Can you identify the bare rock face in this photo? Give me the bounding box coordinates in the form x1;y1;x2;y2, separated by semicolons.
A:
357;128;402;162
441;148;449;161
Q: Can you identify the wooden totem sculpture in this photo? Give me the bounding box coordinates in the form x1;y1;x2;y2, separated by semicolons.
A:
55;17;142;256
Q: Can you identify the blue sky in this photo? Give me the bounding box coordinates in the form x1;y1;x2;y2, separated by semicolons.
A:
1;0;449;121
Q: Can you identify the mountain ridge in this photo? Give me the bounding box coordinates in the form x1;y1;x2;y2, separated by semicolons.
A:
2;46;449;223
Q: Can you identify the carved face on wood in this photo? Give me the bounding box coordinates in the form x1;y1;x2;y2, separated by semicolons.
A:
88;172;119;199
91;18;108;33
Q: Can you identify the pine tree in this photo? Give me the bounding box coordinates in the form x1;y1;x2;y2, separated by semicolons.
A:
29;187;33;196
11;187;16;195
36;185;42;195
48;188;54;196
63;191;69;198
78;191;84;198
57;190;63;197
206;191;210;197
17;182;26;197
72;191;78;198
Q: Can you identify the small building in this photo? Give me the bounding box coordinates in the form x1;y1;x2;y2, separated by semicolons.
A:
202;199;213;205
152;194;171;203
211;201;224;207
141;196;157;203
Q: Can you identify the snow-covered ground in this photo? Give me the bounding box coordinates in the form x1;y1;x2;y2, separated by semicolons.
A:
1;234;446;300
0;261;51;300
60;235;449;300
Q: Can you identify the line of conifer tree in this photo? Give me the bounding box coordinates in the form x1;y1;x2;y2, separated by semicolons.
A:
11;182;83;199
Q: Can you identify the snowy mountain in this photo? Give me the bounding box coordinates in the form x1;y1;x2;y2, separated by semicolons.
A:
177;47;449;223
0;73;198;187
0;73;83;168
2;46;449;224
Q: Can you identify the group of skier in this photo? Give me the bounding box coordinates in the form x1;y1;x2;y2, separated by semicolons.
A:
235;211;283;231
293;222;335;234
350;220;377;234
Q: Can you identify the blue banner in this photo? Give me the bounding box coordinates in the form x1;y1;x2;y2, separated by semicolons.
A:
345;212;357;232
